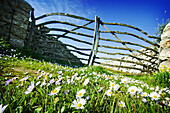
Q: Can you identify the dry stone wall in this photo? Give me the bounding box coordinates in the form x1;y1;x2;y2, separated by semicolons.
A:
159;23;170;70
0;0;83;66
30;26;83;66
0;0;32;49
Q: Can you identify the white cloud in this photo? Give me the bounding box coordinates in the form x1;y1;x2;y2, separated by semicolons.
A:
26;0;95;18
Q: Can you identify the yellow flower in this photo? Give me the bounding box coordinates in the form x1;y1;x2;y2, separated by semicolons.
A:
162;65;166;68
55;78;58;81
162;93;165;97
160;68;164;73
45;75;48;79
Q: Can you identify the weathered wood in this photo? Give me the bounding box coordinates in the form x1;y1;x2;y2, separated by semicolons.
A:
33;13;160;73
64;44;91;51
35;13;95;22
35;20;94;31
59;21;93;38
69;49;90;57
97;50;157;64
98;45;158;59
27;8;35;46
88;16;98;65
46;34;93;45
95;62;153;73
97;57;157;71
100;31;159;47
100;23;133;53
99;37;158;54
101;22;160;40
50;28;93;38
92;17;100;65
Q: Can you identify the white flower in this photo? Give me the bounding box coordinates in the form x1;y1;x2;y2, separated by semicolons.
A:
97;87;103;93
19;76;29;81
137;87;143;93
37;75;42;80
58;71;63;75
49;78;55;85
110;81;116;88
127;86;139;95
71;98;86;109
165;97;170;101
142;98;147;103
121;78;128;84
40;80;46;87
106;89;112;96
141;92;148;97
83;78;89;86
75;77;81;81
76;89;86;99
25;82;34;94
36;81;41;86
118;101;125;107
48;86;62;95
0;104;8;113
86;96;90;100
37;69;41;73
150;87;154;90
49;74;52;78
113;84;120;91
155;86;159;91
149;92;160;100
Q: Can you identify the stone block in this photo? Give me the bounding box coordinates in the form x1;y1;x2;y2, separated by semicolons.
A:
9;38;25;49
159;48;170;60
160;39;170;49
161;23;170;40
10;25;27;39
159;60;170;70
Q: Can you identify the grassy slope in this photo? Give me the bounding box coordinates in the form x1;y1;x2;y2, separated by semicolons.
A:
0;55;170;113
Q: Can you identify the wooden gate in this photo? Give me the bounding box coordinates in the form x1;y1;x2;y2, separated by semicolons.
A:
28;12;160;73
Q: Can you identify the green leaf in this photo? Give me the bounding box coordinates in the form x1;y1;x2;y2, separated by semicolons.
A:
35;107;42;113
15;106;23;113
61;106;65;113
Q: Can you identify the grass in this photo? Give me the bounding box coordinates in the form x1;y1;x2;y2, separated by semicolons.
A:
0;38;170;112
0;51;170;113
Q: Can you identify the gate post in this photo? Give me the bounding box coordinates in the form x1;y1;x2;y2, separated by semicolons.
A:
88;16;98;66
27;8;35;46
91;17;100;65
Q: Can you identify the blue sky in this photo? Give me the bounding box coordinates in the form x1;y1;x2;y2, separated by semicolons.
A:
26;0;170;35
25;0;170;64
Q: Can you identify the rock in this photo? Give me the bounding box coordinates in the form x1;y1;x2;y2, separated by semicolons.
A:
160;39;170;49
0;0;32;49
159;48;170;60
159;22;170;70
9;38;25;49
40;27;50;34
161;23;170;40
159;60;170;70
